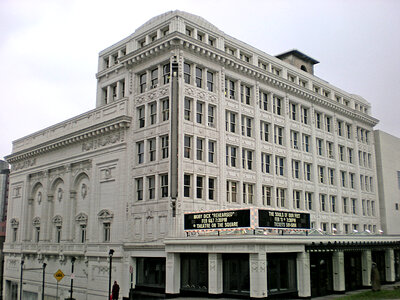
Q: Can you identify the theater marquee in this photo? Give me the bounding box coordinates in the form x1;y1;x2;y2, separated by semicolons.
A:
184;208;310;231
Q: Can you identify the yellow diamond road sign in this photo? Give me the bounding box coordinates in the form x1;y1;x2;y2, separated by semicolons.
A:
54;269;65;282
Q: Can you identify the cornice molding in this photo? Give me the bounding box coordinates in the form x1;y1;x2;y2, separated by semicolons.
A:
6;116;131;164
114;33;377;127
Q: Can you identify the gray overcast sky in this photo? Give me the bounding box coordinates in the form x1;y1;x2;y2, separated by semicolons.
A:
1;0;399;160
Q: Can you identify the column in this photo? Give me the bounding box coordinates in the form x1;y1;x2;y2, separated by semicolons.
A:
45;195;54;241
332;252;345;292
249;252;267;298
297;252;311;298
66;191;76;241
165;253;180;295
385;249;396;282
361;250;372;287
208;253;223;295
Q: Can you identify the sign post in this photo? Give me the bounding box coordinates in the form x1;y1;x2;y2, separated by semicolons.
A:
53;269;65;300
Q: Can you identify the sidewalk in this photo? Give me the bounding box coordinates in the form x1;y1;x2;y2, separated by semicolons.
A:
312;282;400;300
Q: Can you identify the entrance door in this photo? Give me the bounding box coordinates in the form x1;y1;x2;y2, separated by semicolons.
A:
344;252;362;291
372;251;386;282
310;252;333;297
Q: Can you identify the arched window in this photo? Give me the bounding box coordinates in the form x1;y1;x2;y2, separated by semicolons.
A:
301;65;308;72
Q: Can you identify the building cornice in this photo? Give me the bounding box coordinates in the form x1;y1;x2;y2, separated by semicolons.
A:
5;115;131;164
113;33;377;127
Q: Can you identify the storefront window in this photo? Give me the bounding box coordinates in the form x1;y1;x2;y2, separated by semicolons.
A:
136;257;166;289
181;254;208;292
267;253;297;294
223;254;250;295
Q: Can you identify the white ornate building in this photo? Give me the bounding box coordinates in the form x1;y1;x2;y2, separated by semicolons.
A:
3;11;400;300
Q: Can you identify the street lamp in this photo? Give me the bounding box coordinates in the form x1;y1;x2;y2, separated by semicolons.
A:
19;257;24;300
69;256;76;300
108;249;114;299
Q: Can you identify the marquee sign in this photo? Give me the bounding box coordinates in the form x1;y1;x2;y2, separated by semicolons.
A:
184;209;251;230
258;209;310;229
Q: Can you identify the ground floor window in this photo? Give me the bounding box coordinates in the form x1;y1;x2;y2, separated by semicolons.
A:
223;253;249;295
136;257;166;289
267;253;297;295
310;252;333;297
23;291;38;300
6;281;18;300
181;253;208;292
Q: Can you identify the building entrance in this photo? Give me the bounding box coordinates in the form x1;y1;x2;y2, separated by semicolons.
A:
222;253;250;296
344;252;362;291
372;250;386;282
267;253;297;297
310;252;333;297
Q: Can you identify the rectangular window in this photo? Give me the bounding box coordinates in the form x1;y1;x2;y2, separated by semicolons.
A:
320;194;327;212
240;84;251;105
56;226;61;243
196;176;204;199
241;115;252;137
328;168;335;185
352;198;357;214
273;96;282;115
226;181;238;203
80;225;86;243
302;134;310;152
149;102;157;125
160;174;168;197
292;160;300;179
184;98;192;121
326;142;334;159
208;178;215;200
151;68;158;87
163;63;170;84
318;166;325;184
148;138;156;162
103;223;110;242
262;185;272;206
184;135;192;159
261;153;271;174
208;140;216;163
207;71;214;92
304;163;312;181
346;124;352;139
161;98;169;121
330;196;336;213
140;73;147;93
225;79;235;99
315;112;321;129
225;111;237;133
275;156;285;176
350;173;355;189
348;148;353;164
291;130;299;150
301;107;309;124
339;145;345;161
243;183;254;204
343;197;348;214
138;106;145;128
337;120;343;136
195;67;202;88
161;135;169;159
293;190;301;209
148;176;155;200
136;177;143;201
362;199;366;216
305;192;313;210
242;149;253;170
260;121;270;142
196;101;204;124
226;145;237;167
184;63;191;84
325;116;332;132
208;105;215;127
137;141;144;164
259;91;269;111
274;126;284;145
276;188;285;207
316;138;323;156
341;171;347;187
196;138;204;161
184;174;191;197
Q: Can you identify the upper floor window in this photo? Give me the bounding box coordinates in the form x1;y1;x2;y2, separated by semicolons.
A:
184;63;191;84
240;84;251;105
259;91;269;111
207;71;214;92
163;63;170;84
225;78;236;100
241;115;253;137
273;96;282;115
161;98;169;121
139;73;147;93
195;67;203;88
151;68;158;87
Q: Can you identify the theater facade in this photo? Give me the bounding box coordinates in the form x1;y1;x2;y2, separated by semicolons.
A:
3;10;400;300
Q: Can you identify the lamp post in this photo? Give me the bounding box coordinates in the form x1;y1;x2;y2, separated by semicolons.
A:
108;249;114;299
41;263;46;300
19;257;24;300
69;257;76;300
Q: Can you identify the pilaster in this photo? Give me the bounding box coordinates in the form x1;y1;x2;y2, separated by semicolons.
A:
361;250;372;286
208;253;223;294
297;252;311;298
165;253;180;295
332;251;345;292
249;252;267;298
385;249;396;282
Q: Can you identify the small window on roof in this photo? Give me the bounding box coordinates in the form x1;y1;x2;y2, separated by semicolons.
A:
301;65;308;72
